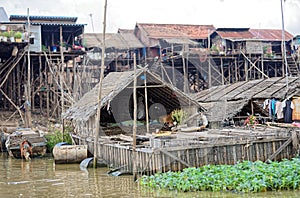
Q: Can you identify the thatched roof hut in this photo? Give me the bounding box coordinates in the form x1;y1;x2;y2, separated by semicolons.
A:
64;68;204;136
192;76;300;125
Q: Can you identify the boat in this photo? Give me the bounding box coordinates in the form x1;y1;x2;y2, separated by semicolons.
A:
52;142;88;164
5;128;47;160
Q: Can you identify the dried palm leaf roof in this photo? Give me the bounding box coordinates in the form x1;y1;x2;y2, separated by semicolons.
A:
64;69;204;122
200;99;249;122
192;77;300;122
83;32;144;50
193;77;300;102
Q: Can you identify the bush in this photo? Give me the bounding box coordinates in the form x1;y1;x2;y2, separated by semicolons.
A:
45;127;73;152
14;31;22;39
3;32;9;38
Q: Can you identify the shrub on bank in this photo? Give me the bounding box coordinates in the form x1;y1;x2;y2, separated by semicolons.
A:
140;158;300;193
45;126;73;152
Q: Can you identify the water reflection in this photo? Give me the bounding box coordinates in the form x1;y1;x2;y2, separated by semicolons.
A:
0;153;299;198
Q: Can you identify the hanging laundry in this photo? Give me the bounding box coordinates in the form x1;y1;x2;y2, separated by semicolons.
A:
275;101;284;120
268;98;277;120
292;97;300;121
282;98;294;123
263;99;269;109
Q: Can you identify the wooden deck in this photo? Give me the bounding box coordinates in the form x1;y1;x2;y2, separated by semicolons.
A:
71;126;300;175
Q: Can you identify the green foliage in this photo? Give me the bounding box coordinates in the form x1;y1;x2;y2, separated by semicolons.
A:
45;127;73;152
140;158;300;193
210;44;219;52
9;30;14;37
171;109;187;125
3;31;9;38
14;31;22;39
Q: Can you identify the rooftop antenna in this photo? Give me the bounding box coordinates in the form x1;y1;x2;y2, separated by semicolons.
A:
280;0;289;93
89;13;95;33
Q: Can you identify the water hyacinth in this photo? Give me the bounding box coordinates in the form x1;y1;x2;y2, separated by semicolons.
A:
139;158;300;193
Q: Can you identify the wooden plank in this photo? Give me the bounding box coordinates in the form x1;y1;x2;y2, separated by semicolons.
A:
266;137;292;162
159;149;192;167
232;146;237;164
256;143;260;161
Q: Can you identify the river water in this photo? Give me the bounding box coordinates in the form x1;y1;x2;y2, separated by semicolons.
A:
0;153;299;198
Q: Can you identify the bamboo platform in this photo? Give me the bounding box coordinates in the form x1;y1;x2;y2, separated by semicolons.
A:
72;126;300;175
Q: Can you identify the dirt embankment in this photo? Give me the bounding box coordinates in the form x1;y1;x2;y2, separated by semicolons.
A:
0;111;61;134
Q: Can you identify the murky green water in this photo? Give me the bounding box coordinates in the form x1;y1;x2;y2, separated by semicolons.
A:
0;153;299;198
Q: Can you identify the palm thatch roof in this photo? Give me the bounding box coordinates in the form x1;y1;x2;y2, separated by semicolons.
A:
192;77;300;122
83;32;144;51
63;69;204;122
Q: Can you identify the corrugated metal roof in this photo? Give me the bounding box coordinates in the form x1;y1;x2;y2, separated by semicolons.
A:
214;28;294;41
250;29;294;41
10;15;77;23
215;28;255;40
83;33;145;50
161;38;199;45
137;23;215;39
30;22;85;27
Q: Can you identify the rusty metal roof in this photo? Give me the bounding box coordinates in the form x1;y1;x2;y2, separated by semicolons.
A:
214;28;255;40
214;28;294;41
250;29;294;41
136;23;215;39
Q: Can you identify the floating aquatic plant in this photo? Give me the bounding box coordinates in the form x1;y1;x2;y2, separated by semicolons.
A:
140;158;300;193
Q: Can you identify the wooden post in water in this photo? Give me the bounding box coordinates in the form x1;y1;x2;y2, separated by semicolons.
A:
133;53;138;181
144;70;149;134
25;8;32;128
93;0;107;168
60;25;65;140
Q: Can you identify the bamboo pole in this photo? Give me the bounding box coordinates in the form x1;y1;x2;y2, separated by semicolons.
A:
171;44;176;86
280;0;289;92
235;57;238;82
0;89;25;124
60;26;65;140
60;26;65;117
144;70;149;134
93;0;107;168
133;53;137;181
25;8;32;128
208;58;212;88
39;55;43;111
182;50;187;93
241;51;268;78
221;57;224;85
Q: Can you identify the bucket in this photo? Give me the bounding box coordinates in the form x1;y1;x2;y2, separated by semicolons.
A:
52;46;57;52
